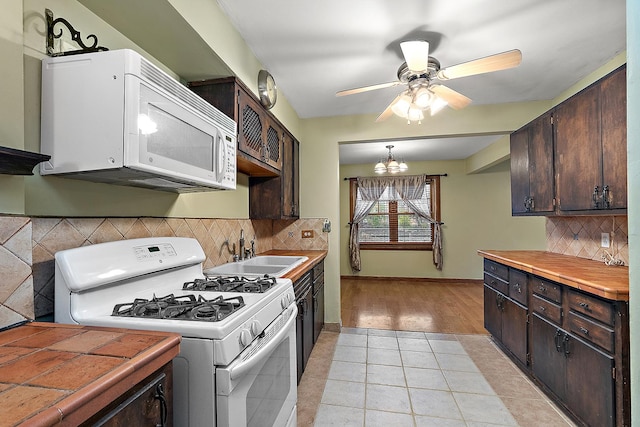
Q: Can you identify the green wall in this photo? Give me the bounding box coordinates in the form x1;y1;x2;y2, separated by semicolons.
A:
339;160;547;279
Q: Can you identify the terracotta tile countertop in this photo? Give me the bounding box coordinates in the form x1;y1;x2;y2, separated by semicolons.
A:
260;250;327;282
478;250;629;301
0;322;180;426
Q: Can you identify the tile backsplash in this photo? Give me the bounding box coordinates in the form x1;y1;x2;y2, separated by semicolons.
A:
0;215;329;326
546;216;628;265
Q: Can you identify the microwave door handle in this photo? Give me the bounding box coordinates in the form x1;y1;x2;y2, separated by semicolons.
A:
215;130;225;181
228;307;297;381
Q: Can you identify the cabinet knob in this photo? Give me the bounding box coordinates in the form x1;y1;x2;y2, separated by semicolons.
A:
579;326;589;335
578;301;590;309
538;284;547;293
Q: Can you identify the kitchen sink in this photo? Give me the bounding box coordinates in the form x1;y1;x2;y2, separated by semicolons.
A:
204;255;308;277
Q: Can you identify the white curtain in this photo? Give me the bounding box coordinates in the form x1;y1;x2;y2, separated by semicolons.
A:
349;175;443;271
349;177;389;271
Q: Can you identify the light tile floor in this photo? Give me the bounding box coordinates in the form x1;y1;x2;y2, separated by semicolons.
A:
297;328;577;427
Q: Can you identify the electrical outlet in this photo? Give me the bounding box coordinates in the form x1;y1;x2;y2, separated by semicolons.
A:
601;232;610;248
302;230;314;238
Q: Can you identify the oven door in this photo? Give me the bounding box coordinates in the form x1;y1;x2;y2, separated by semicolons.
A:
216;306;298;427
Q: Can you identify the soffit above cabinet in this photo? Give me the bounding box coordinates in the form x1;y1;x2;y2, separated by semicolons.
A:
78;0;232;82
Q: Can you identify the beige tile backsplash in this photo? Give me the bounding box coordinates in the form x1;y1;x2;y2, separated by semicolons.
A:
1;215;328;326
546;216;628;266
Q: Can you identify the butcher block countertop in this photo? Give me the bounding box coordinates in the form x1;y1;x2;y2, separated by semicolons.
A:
478;250;629;301
0;322;180;426
261;249;327;282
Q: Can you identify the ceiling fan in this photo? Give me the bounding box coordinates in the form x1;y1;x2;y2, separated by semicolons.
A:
336;41;522;123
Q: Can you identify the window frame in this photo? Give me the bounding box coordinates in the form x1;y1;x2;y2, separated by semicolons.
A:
349;175;441;251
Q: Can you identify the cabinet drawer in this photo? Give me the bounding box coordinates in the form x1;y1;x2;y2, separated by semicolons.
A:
567;311;615;353
567;290;615;326
531;276;562;303
509;269;528;306
484;272;509;295
532;294;562;324
484;259;509;282
312;261;324;281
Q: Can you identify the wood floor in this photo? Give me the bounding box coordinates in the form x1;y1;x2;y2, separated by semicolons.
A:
341;277;486;334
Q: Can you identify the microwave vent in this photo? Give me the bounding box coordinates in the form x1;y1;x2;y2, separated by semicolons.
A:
138;57;236;134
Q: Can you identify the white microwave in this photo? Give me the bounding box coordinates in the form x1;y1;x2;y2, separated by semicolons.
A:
40;49;236;192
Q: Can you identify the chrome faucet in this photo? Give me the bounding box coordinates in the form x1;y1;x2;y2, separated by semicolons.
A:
220;239;238;262
239;229;245;261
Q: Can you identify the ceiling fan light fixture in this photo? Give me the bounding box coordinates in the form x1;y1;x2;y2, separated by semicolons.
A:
430;96;448;116
400;40;430;72
413;87;432;108
407;106;424;123
391;92;412;118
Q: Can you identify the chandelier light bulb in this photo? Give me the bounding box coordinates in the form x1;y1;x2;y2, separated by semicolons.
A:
374;161;387;174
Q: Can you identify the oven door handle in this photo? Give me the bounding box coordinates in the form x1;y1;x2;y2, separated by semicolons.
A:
229;306;298;381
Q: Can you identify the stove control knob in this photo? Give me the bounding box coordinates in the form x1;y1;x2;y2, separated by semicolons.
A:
250;320;263;335
239;329;253;347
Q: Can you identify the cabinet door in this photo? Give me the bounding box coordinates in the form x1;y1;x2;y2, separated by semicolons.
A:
237;89;266;163
531;314;566;400
528;112;555;213
501;298;528;365
264;120;283;170
565;334;615;427
510;113;554;215
510;126;530;214
313;281;325;343
282;132;299;218
600;66;627;210
555;84;602;211
483;285;502;340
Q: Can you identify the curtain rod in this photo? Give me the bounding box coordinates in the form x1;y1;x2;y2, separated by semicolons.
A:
343;173;448;180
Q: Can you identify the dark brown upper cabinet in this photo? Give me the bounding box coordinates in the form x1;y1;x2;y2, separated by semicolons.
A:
510;111;555;215
510;65;626;215
188;77;282;177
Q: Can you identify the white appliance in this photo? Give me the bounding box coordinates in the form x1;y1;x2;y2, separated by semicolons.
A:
54;237;297;427
40;49;237;193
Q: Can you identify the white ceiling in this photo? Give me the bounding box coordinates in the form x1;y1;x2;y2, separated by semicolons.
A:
216;0;626;164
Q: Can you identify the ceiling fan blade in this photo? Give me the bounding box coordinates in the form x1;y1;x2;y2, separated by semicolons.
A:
336;81;400;97
430;85;472;110
437;49;522;80
400;40;430;72
375;95;399;122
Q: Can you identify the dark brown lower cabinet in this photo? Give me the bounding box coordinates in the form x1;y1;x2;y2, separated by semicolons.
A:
482;254;628;427
84;363;173;426
295;271;314;383
483;285;527;365
532;314;614;427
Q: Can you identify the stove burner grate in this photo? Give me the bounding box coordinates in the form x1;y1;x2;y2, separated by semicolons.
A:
183;275;277;293
112;293;245;322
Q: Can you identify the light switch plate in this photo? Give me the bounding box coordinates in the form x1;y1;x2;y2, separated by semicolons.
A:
601;232;610;248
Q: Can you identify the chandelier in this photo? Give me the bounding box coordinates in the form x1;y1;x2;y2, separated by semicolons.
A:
374;145;408;174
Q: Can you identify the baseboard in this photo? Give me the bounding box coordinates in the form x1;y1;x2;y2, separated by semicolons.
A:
341;275;483;284
323;322;341;333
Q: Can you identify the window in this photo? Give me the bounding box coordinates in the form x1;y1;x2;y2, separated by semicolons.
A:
349;175;440;250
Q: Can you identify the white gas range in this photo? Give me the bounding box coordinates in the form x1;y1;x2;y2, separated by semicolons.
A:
54;237;297;427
